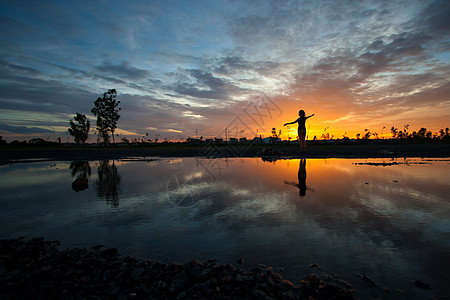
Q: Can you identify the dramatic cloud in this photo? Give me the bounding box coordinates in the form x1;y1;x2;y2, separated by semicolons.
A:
0;123;54;134
94;61;151;81
0;0;448;141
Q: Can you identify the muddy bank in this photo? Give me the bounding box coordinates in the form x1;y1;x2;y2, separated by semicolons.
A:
1;142;449;164
1;237;356;299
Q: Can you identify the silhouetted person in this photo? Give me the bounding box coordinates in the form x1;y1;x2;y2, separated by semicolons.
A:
284;110;314;152
284;159;313;197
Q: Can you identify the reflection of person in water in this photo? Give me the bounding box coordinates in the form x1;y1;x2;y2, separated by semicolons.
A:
70;161;91;192
284;110;314;152
284;159;313;197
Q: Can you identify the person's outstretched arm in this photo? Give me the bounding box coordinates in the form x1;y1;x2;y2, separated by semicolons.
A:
284;120;297;126
306;114;315;119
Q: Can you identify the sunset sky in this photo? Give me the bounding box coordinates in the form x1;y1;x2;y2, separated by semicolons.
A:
0;0;449;142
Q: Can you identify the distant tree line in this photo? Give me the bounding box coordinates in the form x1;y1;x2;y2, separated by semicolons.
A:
390;125;449;140
349;125;450;141
0;137;61;146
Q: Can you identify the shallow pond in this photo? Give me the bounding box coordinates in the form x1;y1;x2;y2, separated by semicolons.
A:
0;157;449;299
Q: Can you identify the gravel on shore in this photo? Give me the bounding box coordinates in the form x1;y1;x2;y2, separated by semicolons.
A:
0;237;357;299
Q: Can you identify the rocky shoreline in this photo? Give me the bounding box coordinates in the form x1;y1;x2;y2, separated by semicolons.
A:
1;237;356;299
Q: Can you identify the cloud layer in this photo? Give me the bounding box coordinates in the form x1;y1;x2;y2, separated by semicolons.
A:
0;0;448;141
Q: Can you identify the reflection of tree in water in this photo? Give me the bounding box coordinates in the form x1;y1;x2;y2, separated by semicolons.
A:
95;160;121;207
70;161;91;192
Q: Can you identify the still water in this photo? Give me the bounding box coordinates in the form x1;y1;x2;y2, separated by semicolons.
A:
0;157;449;299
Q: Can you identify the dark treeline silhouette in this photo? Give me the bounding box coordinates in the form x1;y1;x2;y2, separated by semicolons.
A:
1;137;61;146
389;125;450;140
1;123;449;147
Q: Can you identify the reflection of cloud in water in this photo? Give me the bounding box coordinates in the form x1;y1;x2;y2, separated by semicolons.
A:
166;168;216;207
217;191;294;222
0;163;70;189
167;181;212;207
312;159;355;175
168;158;449;293
163;158;448;240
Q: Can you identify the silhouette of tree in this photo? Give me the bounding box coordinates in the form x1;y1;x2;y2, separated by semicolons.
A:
398;124;409;139
321;132;330;140
68;113;90;144
91;89;121;145
417;127;427;138
270;127;278;144
28;138;45;145
404;124;409;135
391;126;398;138
438;128;450;140
363;129;371;139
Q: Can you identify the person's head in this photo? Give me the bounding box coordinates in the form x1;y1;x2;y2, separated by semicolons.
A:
299;110;305;117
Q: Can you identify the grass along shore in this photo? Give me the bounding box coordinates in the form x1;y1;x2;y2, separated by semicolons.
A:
1;141;449;164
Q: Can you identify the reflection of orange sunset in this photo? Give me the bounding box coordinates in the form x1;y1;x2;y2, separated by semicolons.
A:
1;157;449;298
216;158;450;203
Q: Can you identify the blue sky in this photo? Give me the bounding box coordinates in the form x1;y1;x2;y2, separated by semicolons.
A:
0;0;449;142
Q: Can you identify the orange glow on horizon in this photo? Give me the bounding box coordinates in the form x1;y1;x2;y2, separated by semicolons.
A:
1;91;448;142
233;92;450;141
